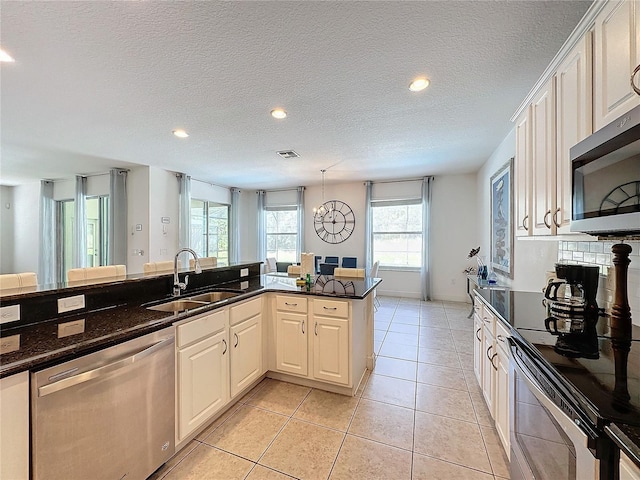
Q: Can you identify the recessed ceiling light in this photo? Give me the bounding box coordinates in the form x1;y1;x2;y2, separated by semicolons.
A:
0;48;15;63
409;77;430;92
271;108;287;119
172;129;189;138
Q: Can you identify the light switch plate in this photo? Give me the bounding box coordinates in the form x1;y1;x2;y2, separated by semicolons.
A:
58;319;86;338
58;295;86;313
240;268;249;277
0;334;20;354
0;304;20;324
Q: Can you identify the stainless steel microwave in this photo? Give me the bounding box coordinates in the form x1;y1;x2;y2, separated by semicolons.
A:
570;104;640;236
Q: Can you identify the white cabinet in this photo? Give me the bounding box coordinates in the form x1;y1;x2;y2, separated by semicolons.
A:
494;322;511;456
594;0;640;131
176;309;229;442
515;110;532;237
0;371;29;480
473;300;484;384
530;79;556;236
275;296;309;376
482;318;496;416
620;451;640;480
229;297;263;398
312;305;350;385
554;35;593;234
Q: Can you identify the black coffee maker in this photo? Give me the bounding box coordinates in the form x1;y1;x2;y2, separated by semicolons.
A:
544;263;600;358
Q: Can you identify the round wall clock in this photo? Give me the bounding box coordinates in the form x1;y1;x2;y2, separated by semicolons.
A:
313;200;355;244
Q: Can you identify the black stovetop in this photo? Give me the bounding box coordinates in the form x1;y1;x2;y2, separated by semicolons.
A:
478;289;640;428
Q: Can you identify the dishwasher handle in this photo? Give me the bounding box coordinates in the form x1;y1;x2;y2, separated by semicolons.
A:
38;336;175;397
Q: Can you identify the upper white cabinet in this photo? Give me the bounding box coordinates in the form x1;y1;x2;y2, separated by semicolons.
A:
555;35;593;233
530;79;556;236
515;110;532;237
594;0;640;131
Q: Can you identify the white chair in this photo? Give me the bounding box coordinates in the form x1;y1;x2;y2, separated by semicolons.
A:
143;261;174;275
370;261;381;310
67;265;126;284
334;267;365;278
190;256;217;270
265;257;277;273
0;272;38;291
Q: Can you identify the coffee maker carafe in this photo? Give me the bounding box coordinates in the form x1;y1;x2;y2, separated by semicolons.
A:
544;263;600;319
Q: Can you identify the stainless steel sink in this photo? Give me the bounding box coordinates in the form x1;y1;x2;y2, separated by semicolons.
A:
147;300;209;312
188;291;241;303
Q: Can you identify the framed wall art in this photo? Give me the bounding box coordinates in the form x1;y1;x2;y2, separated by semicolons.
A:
490;158;514;278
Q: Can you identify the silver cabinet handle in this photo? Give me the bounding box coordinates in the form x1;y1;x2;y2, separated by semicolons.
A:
285;302;298;307
323;306;337;310
315;322;318;336
475;328;481;342
302;320;305;334
234;333;239;348
39;336;174;397
552;207;561;228
522;215;529;231
483;317;491;324
497;334;506;343
544;210;552;229
222;339;227;355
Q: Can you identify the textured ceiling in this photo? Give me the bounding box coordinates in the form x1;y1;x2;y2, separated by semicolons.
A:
0;1;591;189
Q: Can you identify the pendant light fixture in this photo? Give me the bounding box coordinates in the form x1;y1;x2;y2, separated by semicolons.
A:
312;169;334;218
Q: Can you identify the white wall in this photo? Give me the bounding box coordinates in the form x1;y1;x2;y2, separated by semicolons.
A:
12;182;41;274
430;174;478;302
476;128;558;292
0;186;15;273
127;166;151;274
147;167;180;264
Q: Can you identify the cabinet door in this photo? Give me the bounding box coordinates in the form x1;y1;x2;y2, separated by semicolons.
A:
313;316;350;385
482;328;496;418
473;314;483;385
230;314;262;398
620;451;640;480
0;371;29;480
555;35;592;234
531;79;556;236
495;344;510;456
515;109;532;237
178;330;229;442
594;0;640;131
276;311;308;376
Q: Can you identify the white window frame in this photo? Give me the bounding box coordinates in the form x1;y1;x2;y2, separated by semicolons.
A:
371;199;423;271
265;205;298;263
190;199;230;266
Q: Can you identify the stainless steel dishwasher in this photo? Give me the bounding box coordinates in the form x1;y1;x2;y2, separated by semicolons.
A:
32;327;175;480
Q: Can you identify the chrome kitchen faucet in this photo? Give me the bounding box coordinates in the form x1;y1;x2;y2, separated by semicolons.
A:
173;248;202;296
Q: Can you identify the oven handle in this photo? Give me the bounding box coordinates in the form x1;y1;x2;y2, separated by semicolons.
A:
508;338;597;443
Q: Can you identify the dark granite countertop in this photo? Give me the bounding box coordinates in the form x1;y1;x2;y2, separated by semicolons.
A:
0;273;380;378
606;423;640;469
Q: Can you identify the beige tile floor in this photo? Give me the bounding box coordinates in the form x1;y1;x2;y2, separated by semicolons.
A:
149;296;510;480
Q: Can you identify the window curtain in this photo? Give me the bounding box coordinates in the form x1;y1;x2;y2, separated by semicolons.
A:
74;175;87;268
108;169;128;266
296;186;305;258
257;190;266;261
38;180;56;285
230;187;241;264
421;176;433;301
364;181;373;274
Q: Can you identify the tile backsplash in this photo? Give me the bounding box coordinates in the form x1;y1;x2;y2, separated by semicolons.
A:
557;240;640;327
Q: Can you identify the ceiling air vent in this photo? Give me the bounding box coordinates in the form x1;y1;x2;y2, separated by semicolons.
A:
277;150;300;159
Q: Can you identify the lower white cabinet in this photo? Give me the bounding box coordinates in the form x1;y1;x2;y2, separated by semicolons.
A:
482;323;496;415
276;311;308;376
495;328;510;454
312;315;349;385
473;304;483;384
176;309;229;443
230;313;262;397
0;371;29;480
620;451;640;480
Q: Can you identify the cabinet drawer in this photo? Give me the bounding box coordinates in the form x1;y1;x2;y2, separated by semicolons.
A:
230;297;261;325
276;295;308;313
495;320;510;351
313;299;349;318
177;309;227;348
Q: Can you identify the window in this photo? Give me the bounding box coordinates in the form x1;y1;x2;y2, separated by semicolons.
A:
191;199;229;266
372;200;422;268
57;195;109;280
265;206;297;262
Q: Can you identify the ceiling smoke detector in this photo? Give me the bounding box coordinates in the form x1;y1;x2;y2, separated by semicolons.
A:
277;150;300;159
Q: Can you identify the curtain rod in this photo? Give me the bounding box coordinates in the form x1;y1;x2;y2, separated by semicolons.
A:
364;176;434;185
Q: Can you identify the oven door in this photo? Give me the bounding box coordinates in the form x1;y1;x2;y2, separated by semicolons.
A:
509;338;599;480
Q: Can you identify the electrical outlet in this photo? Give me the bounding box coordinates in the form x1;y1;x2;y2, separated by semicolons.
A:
240;281;249;290
57;319;86;338
0;334;20;354
0;304;20;324
58;295;85;313
240;268;249;277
